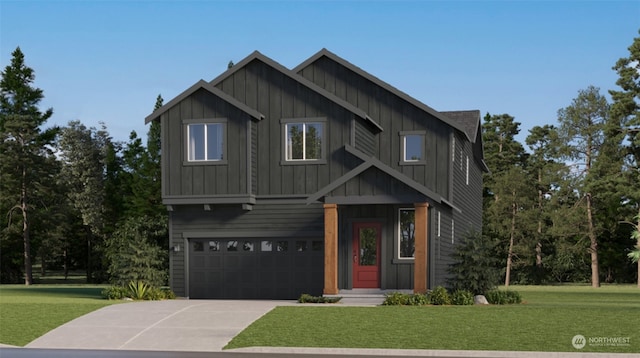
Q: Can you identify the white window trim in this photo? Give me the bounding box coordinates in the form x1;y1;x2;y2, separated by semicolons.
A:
280;118;327;165
183;118;227;165
465;155;469;185
451;219;455;244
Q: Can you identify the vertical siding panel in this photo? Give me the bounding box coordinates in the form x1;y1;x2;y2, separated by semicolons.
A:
233;68;246;102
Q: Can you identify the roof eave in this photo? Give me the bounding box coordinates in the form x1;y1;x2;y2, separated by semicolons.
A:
144;79;265;124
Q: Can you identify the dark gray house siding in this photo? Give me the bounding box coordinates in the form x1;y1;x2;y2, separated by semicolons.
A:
146;49;487;299
296;55;452;200
170;203;324;298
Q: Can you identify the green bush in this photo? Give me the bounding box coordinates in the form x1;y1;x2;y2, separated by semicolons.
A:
101;285;129;300
485;289;522;305
451;290;474;305
407;293;430;305
298;294;341;303
128;280;150;300
101;282;175;301
382;292;431;306
382;292;410;305
447;231;501;295
428;286;451;305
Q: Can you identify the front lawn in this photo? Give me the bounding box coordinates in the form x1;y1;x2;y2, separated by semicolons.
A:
226;285;640;353
0;285;119;346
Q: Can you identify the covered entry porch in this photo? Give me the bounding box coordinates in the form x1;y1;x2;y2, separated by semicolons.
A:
322;202;430;295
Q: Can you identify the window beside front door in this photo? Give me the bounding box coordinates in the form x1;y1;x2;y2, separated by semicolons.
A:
281;118;326;164
398;208;415;259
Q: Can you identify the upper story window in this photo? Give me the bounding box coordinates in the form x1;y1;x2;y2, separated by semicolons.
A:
281;118;326;164
399;131;426;165
185;119;227;164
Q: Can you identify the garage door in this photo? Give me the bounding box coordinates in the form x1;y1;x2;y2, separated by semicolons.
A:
188;238;324;299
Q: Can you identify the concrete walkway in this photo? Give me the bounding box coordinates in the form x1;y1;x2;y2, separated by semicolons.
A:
26;299;293;352
20;299;637;357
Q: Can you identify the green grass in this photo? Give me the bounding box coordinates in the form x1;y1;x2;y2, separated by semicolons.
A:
0;285;119;347
226;285;640;353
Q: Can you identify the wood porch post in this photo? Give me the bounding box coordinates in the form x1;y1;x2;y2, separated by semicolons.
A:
414;202;429;293
323;204;339;295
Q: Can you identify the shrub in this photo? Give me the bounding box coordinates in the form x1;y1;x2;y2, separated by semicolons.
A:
485;289;522;305
428;286;451;305
101;285;129;300
102;282;175;300
382;292;430;306
128;280;151;300
407;293;430;305
298;294;341;303
447;231;501;295
382;292;410;305
451;290;474;305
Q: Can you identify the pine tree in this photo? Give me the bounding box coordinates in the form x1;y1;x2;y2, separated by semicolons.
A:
610;30;640;286
0;47;58;285
556;86;610;287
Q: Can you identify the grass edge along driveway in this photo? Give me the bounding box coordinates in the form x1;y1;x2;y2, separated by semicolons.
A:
0;285;119;347
226;285;640;353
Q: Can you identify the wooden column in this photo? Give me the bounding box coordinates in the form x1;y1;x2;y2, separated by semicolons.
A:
323;204;339;295
414;202;429;293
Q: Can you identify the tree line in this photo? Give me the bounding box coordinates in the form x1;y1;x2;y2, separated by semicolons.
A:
482;32;640;287
0;47;166;285
1;31;639;287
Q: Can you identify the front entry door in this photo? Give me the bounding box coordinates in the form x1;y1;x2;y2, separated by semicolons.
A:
352;222;381;288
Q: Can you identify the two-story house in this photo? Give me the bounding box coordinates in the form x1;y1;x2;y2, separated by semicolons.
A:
145;49;487;299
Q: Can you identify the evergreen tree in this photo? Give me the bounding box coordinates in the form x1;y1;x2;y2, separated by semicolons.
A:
610;30;640;286
556;86;610;287
525;125;564;282
481;113;530;284
57;120;111;282
0;47;58;285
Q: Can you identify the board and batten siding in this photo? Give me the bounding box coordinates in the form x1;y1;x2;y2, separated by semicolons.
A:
161;88;253;198
298;56;451;199
169;203;324;297
215;59;367;197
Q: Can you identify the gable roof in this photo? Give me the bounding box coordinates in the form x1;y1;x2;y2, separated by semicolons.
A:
442;110;489;173
293;48;472;141
209;51;383;132
307;144;461;212
144;79;265;124
441;110;481;143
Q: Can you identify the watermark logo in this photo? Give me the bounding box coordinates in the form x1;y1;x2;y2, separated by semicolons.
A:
572;334;631;349
572;335;586;349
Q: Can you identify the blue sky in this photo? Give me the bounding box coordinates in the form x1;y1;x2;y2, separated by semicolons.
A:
1;0;638;145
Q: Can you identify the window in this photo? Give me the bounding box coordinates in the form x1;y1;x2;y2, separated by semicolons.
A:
186;121;225;162
465;155;469;185
399;131;426;164
281;118;326;164
285;122;323;161
451;219;455;244
398;209;415;259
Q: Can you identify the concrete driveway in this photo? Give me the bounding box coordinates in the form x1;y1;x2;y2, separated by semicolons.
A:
26;299;294;352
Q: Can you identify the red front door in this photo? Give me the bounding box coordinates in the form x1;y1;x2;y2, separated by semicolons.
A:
352;222;381;288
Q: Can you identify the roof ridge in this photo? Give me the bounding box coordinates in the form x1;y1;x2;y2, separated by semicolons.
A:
295;48;474;141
